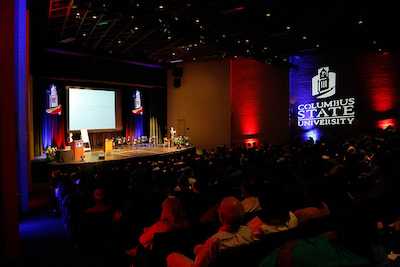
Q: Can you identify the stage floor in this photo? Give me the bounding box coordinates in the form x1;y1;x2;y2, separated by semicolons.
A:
33;145;195;166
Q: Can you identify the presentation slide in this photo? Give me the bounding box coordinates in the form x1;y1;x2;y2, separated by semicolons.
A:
68;88;116;131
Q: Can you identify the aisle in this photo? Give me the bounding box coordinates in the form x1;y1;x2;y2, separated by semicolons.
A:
10;183;117;267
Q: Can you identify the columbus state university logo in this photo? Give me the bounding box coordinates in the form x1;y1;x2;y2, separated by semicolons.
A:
312;66;336;99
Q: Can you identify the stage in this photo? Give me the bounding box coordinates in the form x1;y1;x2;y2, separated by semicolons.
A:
31;145;196;181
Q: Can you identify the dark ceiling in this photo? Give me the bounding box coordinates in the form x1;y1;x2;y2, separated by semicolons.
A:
29;0;398;68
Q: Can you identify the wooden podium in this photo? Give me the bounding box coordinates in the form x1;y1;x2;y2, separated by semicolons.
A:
104;140;113;153
69;140;84;160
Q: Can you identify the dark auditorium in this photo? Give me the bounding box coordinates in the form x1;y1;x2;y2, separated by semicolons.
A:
2;1;400;266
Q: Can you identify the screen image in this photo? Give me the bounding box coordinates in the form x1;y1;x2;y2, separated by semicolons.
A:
68;87;121;132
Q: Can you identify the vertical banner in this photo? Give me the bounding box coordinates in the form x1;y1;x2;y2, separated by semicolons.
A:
126;89;144;139
42;84;65;149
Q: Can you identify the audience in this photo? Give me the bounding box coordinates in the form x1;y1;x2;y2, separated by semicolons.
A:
166;197;254;267
49;126;400;266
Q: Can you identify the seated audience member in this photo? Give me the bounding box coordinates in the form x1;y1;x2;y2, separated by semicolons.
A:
241;176;262;213
247;209;298;240
166;196;254;267
259;207;389;267
84;188;113;214
293;182;330;224
79;189;114;252
125;196;189;256
199;176;262;224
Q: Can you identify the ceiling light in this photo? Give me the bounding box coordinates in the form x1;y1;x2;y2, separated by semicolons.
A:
358;20;363;25
195;18;200;23
193;57;197;61
159;5;164;9
302;35;307;40
82;33;87;37
172;52;176;56
286;25;291;30
92;15;97;19
174;17;179;21
266;12;271;17
134;26;139;30
117;40;122;44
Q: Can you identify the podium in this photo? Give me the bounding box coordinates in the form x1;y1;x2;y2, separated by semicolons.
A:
69;140;84;160
104;140;113;153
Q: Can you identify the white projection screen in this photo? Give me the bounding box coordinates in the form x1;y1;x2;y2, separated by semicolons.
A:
67;87;123;132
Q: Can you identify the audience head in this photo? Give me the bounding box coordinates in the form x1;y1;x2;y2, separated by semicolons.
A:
160;196;186;225
218;197;244;229
93;189;105;203
241;176;259;198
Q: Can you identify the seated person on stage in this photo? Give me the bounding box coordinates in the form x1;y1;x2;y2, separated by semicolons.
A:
166;196;254;267
126;196;189;256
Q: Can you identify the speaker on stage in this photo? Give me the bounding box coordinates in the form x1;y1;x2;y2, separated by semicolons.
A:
174;78;181;88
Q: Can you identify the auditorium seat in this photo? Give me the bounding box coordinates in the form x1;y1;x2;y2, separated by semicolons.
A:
150;228;198;267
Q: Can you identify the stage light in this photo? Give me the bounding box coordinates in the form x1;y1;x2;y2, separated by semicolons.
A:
302;35;307;40
134;26;139;30
82;32;87;37
266;12;271;17
117;40;122;44
174;17;179;21
193;57;197;61
93;15;97;19
172;52;176;56
286;25;291;30
195;18;200;23
167;36;172;39
358;20;363;25
245;39;249;43
159;4;164;9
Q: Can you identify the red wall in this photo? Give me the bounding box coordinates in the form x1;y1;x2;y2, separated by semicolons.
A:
231;59;289;146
